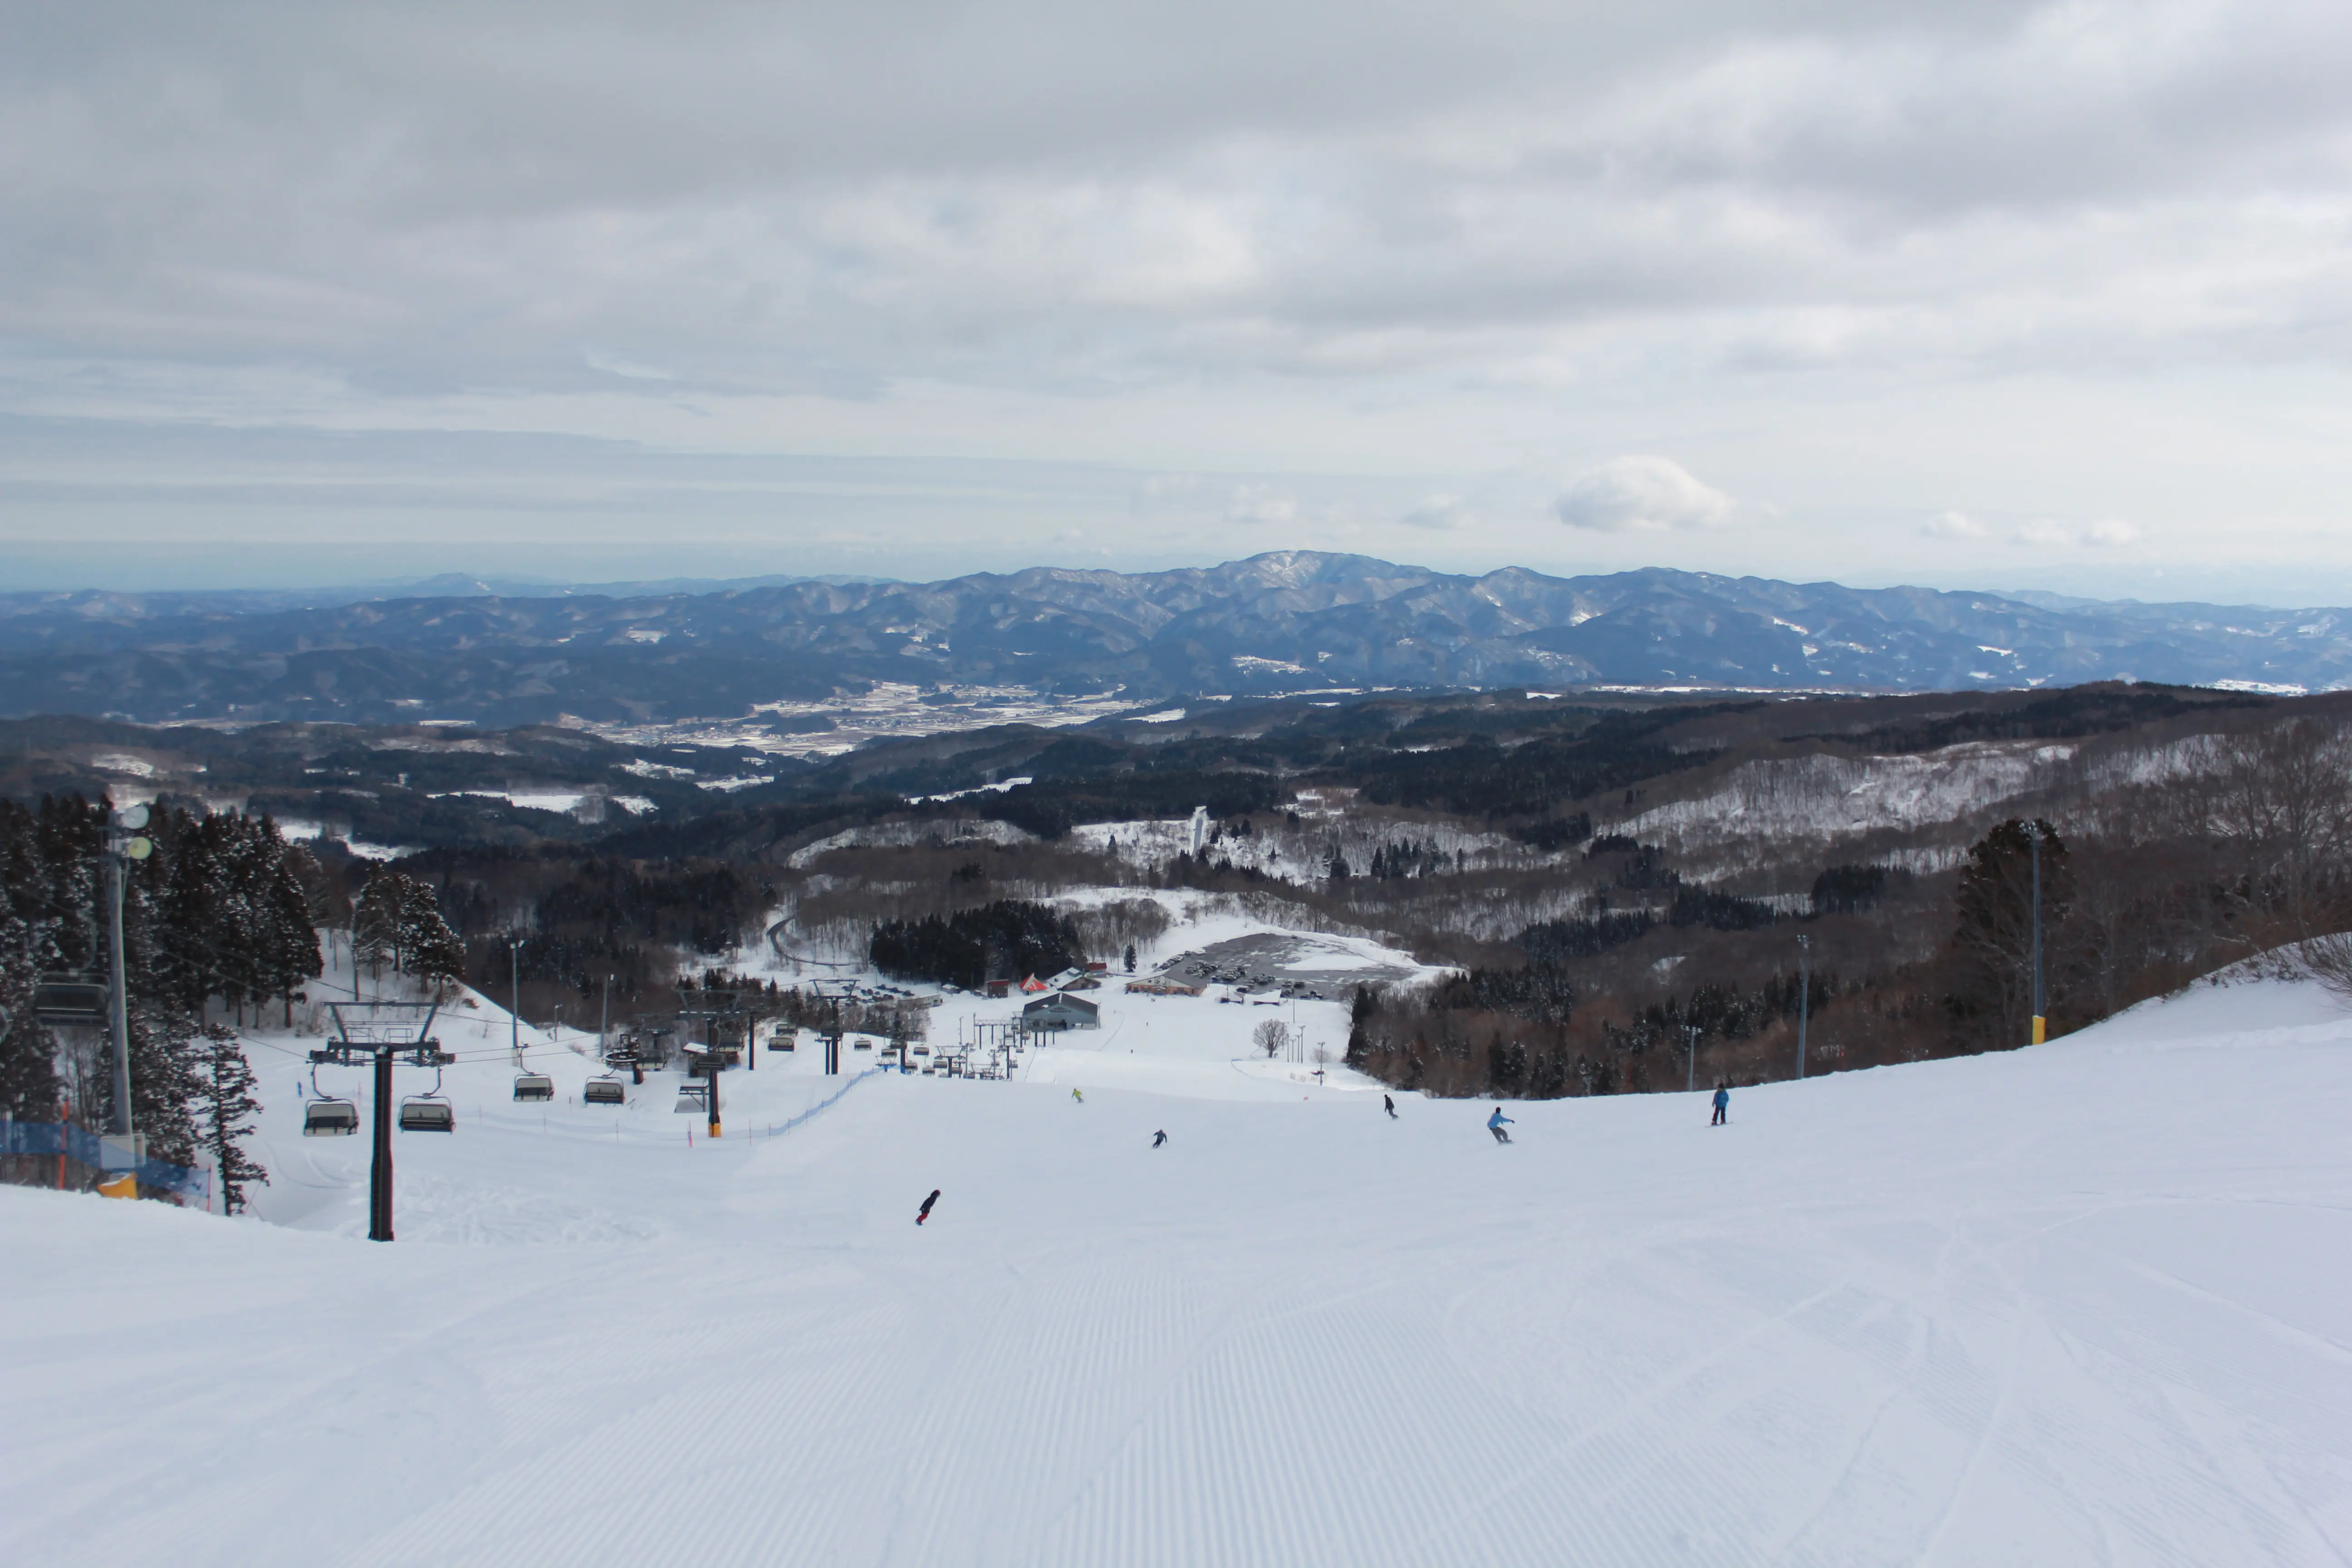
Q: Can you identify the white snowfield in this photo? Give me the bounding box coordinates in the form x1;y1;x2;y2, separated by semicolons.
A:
8;972;2352;1566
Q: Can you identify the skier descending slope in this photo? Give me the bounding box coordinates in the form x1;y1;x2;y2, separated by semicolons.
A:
1152;1130;1166;1148
917;1190;941;1225
1071;1087;1085;1105
1711;1082;1730;1127
1488;1106;1513;1145
1384;1094;1397;1120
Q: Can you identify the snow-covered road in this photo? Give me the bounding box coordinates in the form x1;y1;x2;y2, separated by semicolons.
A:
6;975;2352;1565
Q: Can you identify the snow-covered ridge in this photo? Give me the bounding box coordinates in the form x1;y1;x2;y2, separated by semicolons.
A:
1614;741;2079;855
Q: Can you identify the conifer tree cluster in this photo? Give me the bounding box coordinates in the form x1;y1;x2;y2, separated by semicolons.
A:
868;900;1084;989
149;806;328;1025
351;869;466;990
0;794;323;1192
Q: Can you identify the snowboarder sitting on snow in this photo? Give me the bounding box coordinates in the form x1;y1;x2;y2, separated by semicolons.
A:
916;1189;941;1225
1711;1082;1729;1127
1487;1106;1513;1144
1152;1129;1166;1148
1383;1093;1397;1120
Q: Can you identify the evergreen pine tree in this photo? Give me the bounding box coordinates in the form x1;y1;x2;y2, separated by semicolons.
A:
118;999;202;1167
352;872;401;980
1346;984;1377;1066
252;818;323;1024
32;794;104;976
0;910;61;1119
191;1023;266;1214
154;805;228;1014
401;880;467;994
1949;818;2073;1042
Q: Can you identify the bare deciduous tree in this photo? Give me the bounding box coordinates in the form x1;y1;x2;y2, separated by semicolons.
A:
2204;718;2352;934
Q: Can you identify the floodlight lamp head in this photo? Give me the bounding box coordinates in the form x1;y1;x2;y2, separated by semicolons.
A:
115;804;149;831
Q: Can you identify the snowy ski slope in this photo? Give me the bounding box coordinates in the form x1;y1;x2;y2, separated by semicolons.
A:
6;970;2352;1565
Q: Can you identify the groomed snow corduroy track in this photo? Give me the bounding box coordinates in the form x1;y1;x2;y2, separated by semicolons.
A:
7;974;2352;1567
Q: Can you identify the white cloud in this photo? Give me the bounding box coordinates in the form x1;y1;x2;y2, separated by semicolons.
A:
1401;493;1474;531
1553;456;1735;533
1227;485;1297;524
2005;517;2142;549
1923;510;1987;539
2086;519;2141;547
580;348;674;382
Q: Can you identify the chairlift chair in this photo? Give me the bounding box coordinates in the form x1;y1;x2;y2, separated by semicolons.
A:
301;1063;360;1136
33;974;108;1028
399;1064;455;1132
584;1077;625;1106
513;1073;555;1102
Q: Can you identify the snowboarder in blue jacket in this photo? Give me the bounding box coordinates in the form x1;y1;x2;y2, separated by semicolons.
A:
1711;1082;1730;1126
1487;1106;1513;1144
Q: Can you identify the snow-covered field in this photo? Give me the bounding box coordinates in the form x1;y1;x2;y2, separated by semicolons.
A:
8;968;2352;1565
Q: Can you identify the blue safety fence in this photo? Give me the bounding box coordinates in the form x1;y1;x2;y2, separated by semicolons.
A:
0;1119;213;1206
761;1067;881;1139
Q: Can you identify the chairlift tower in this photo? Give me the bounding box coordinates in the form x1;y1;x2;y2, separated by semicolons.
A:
506;936;527;1065
809;981;848;1075
2024;821;2048;1046
676;989;745;1135
311;1001;453;1242
1795;933;1811;1080
635;1024;672;1079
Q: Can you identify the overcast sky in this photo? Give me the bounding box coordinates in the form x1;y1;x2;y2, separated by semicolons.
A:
6;0;2352;602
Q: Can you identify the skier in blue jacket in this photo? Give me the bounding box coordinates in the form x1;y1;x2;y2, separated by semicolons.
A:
1711;1082;1730;1126
1487;1106;1513;1145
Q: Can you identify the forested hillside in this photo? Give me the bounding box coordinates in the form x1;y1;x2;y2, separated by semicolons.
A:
7;679;2351;1127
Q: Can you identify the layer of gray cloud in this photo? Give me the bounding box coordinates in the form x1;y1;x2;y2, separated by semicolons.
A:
4;0;2352;596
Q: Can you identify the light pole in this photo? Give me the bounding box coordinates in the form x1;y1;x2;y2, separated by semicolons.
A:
1684;1023;1700;1093
2026;823;2047;1046
507;935;526;1064
1796;933;1811;1081
103;804;154;1139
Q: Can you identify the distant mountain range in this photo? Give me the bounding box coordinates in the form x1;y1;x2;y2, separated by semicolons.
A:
0;553;2342;725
